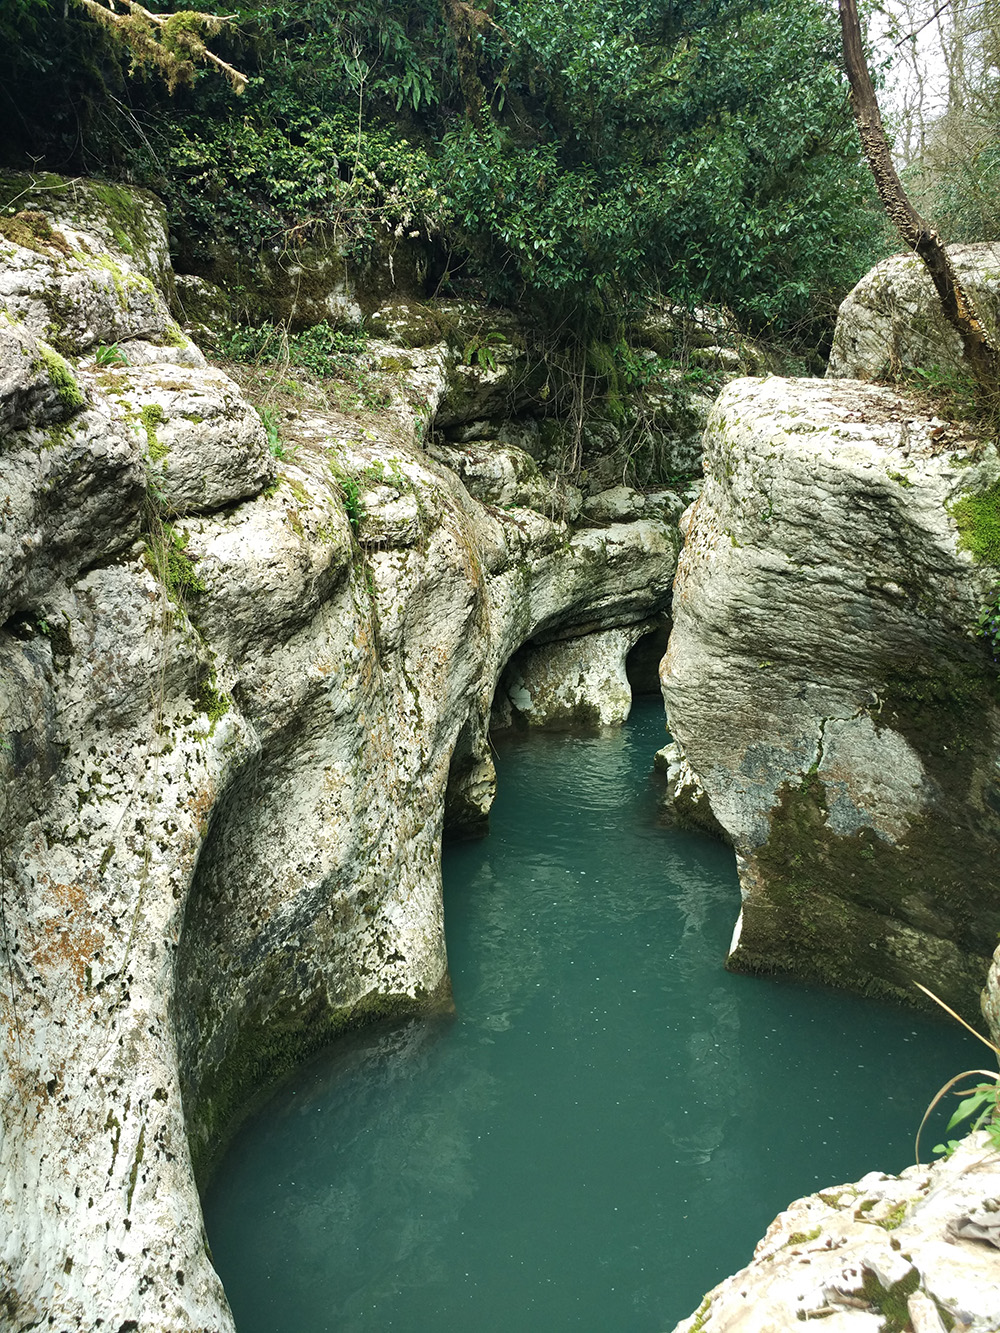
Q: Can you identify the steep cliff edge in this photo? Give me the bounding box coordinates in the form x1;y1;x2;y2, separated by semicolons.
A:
661;374;1000;1016
0;180;679;1329
663;257;1000;1328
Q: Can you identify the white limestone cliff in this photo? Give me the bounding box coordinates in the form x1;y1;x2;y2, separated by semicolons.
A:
0;178;679;1329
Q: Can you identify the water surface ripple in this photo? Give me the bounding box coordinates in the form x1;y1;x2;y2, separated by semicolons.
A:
205;699;982;1332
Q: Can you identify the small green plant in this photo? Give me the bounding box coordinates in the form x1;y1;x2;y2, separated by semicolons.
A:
95;343;129;367
339;476;363;535
462;331;506;372
258;405;285;458
914;983;1000;1162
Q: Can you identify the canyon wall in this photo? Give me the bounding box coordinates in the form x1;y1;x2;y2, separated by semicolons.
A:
0;178;681;1330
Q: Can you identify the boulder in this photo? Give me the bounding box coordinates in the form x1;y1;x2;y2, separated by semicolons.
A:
828;242;1000;381
93;360;272;515
670;1132;1000;1333
661;374;1000;1015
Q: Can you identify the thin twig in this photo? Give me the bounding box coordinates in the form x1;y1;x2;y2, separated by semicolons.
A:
894;0;954;48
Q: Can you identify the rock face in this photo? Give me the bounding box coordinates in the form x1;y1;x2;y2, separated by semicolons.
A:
661;374;1000;1016
670;1132;1000;1333
0;178;679;1329
828;242;1000;381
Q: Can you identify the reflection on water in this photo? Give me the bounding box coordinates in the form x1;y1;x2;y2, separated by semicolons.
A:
204;700;982;1333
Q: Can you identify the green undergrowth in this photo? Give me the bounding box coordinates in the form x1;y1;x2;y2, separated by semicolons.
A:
0;0;887;355
218;320;367;377
216;319;389;421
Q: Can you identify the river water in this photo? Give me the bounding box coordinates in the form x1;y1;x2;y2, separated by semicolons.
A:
204;698;982;1332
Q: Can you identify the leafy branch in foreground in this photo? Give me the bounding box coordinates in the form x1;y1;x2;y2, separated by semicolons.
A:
75;0;247;93
913;982;1000;1163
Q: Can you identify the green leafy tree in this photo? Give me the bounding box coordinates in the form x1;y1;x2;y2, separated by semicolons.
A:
0;0;884;346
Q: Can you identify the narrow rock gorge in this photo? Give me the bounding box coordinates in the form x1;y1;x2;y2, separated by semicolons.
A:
2;177;999;1333
0;178;682;1329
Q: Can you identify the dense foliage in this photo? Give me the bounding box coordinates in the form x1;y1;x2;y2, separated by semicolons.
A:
0;0;885;341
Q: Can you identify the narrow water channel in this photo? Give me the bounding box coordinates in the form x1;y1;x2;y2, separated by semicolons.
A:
203;698;982;1333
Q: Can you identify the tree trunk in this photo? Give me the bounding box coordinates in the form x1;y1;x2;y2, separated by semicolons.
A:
839;0;999;391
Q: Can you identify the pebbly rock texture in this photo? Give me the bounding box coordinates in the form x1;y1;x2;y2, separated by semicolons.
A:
0;177;680;1329
828;242;1000;381
661;374;1000;1017
670;1131;1000;1333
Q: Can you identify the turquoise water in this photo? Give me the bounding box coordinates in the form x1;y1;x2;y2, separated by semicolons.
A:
204;699;983;1332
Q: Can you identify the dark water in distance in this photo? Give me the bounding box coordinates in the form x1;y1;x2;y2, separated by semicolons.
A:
204;698;984;1333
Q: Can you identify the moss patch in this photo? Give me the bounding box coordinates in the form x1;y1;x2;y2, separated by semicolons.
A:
0;209;72;256
140;402;168;460
37;343;84;414
194;674;230;728
855;1264;926;1333
950;478;1000;565
732;657;1000;1015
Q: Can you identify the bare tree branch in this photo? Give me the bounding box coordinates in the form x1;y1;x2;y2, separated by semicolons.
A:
894;0;954;47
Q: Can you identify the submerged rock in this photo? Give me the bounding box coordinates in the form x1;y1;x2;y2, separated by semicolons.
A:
661;374;1000;1015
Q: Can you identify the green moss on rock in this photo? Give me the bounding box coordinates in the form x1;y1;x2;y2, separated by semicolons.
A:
950;478;1000;565
731;656;1000;1016
37;343;85;414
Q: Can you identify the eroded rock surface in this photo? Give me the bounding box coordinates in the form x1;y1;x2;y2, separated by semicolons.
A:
661;375;1000;1014
0;178;680;1330
828;242;1000;381
670;1132;1000;1333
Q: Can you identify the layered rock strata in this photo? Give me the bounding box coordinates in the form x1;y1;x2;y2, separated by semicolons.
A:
0;180;679;1328
661;374;1000;1015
